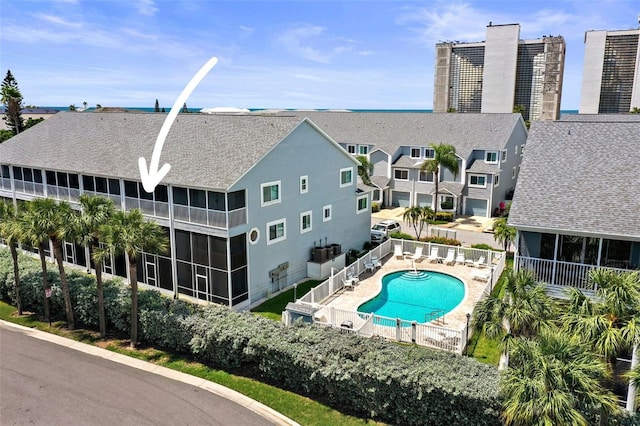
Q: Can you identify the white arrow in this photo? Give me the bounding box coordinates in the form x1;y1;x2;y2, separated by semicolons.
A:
139;56;219;193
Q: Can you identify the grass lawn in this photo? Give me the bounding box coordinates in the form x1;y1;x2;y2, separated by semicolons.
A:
251;279;320;321
466;256;513;365
0;301;384;426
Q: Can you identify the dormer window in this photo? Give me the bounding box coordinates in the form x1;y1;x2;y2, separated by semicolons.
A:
410;147;421;159
358;145;368;155
346;144;356;154
485;151;498;164
424;148;435;159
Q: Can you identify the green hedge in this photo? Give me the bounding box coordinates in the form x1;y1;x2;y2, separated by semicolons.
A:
0;248;504;425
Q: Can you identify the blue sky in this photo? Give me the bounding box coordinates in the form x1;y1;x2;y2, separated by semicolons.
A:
1;0;638;110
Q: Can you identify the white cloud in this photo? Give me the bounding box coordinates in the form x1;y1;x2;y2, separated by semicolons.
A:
33;13;83;30
238;25;254;38
136;0;158;17
276;23;360;64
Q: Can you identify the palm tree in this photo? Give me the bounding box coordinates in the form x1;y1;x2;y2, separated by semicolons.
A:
76;195;115;338
356;155;373;185
100;209;168;348
0;201;24;314
473;269;557;369
561;269;640;412
420;143;459;218
20;201;53;322
23;198;77;329
402;206;433;240
493;217;516;252
501;329;618;426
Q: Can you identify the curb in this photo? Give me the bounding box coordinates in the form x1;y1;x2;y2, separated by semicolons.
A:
0;320;300;426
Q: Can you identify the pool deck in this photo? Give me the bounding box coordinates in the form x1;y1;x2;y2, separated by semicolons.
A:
319;253;497;331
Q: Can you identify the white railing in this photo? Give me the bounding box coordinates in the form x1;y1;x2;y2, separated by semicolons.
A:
515;256;632;289
173;205;247;229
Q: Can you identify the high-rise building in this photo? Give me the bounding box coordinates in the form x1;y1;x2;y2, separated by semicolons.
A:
433;23;565;121
579;29;640;114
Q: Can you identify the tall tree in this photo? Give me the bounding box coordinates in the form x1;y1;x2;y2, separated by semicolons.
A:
1;70;24;135
100;209;168;348
419;143;459;218
76;195;116;338
493;217;516;252
356;155;373;185
154;99;160;112
501;329;617;426
20;201;53;322
473;269;557;370
24;198;77;329
0;201;24;314
402;206;433;240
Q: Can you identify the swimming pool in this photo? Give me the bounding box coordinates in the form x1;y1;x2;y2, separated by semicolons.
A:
357;270;465;323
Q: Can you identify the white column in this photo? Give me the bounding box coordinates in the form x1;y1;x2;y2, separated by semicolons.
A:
167;185;178;299
551;234;559;285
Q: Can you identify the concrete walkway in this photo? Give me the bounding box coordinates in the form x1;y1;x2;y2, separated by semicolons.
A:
0;320;300;426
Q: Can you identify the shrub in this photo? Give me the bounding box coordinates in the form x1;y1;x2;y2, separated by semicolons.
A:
371;202;380;213
421;236;462;246
389;231;415;240
433;211;454;222
471;243;501;251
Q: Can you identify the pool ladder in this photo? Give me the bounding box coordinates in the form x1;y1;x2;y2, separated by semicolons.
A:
424;309;446;325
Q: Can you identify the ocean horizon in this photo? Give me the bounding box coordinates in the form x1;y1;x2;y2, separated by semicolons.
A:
37;106;581;115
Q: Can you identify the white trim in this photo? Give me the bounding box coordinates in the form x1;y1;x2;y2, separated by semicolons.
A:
339;167;353;188
300;210;312;234
394;168;409;181
248;227;260;245
299;175;308;194
501;150;507;163
515;145;518;154
356;194;368;214
512;166;517;179
418;170;434;182
358;145;369;155
520;144;525;156
260;180;281;206
424;148;435;159
346;144;356;154
494;174;500;187
468;173;487;188
323;204;332;222
266;218;286;245
485;151;498;164
410;147;421;159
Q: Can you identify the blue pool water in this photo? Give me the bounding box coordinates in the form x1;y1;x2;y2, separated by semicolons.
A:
357;270;465;323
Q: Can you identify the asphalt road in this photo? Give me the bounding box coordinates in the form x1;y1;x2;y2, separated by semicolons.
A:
0;324;274;426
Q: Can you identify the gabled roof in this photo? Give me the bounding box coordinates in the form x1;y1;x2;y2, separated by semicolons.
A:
370;175;390;189
392;155;422;168
509;120;640;240
435;182;464;196
0;112;306;191
271;111;524;159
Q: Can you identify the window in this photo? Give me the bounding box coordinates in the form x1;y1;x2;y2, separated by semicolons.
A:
267;219;286;245
346;144;356;154
520;144;525;155
501;150;507;162
485;151;498;163
494;174;500;187
358;145;368;155
356;195;368;213
394;169;409;180
419;171;434;182
261;181;281;206
248;228;260;245
514;145;518;155
340;168;353;187
410;147;421;159
300;176;308;194
323;205;332;222
424;148;435;159
300;211;312;233
512;166;517;179
469;174;486;187
440;195;454;210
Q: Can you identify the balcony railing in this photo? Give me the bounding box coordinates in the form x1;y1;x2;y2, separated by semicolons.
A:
515;256;633;289
173;205;246;229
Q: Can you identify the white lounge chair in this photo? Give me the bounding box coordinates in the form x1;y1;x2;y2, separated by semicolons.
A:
472;269;491;282
455;253;465;265
343;278;355;291
444;248;456;265
406;246;424;262
394;244;403;259
427;247;441;263
473;256;486;268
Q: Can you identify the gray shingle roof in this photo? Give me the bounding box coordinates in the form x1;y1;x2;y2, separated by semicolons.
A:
437;182;464;196
271;111;523;159
392;155;423;168
466;160;500;174
0;112;304;190
370;175;390;188
509;120;640;240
